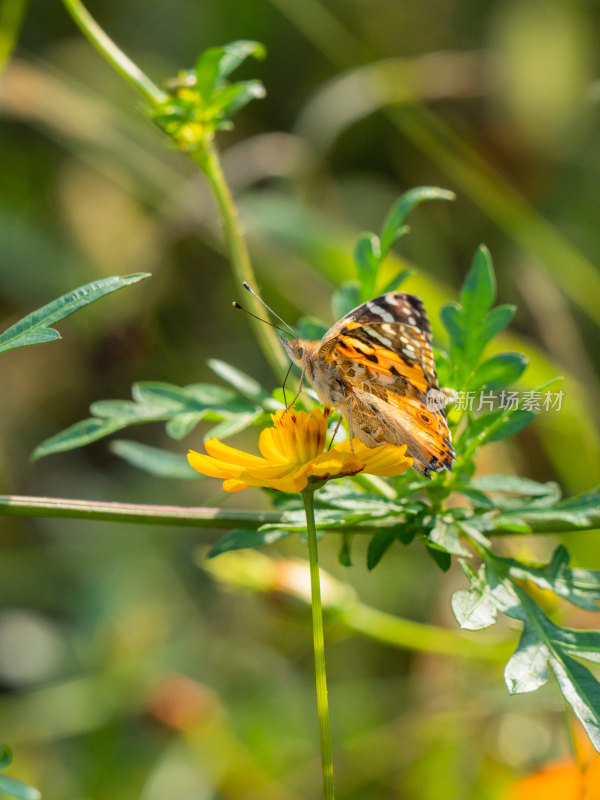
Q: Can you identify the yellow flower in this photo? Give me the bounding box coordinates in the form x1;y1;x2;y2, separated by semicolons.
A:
188;408;413;493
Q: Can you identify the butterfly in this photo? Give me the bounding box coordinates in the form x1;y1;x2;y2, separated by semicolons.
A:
281;292;455;477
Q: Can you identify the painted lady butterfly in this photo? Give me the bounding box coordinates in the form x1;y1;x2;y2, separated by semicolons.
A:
282;292;455;477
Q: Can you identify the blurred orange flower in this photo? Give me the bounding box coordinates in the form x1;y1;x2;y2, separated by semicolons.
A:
188;407;412;493
508;750;600;800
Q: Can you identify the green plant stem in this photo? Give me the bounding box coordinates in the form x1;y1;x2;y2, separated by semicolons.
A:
61;0;286;378
195;141;288;378
61;0;167;107
0;494;280;528
0;493;598;534
0;0;29;75
302;489;335;800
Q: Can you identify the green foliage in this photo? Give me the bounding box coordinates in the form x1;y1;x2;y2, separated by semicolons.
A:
33;362;281;461
0;273;149;354
29;188;600;753
334;186;454;317
0;747;40;800
150;40;266;151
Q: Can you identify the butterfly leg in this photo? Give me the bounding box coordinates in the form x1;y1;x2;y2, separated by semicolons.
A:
327;414;343;450
284;364;308;412
347;396;355;454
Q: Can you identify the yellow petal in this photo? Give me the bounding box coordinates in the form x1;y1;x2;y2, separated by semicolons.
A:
222;478;251;493
239;464;310;493
308;450;364;480
204;438;268;467
187;451;244;479
258;427;289;462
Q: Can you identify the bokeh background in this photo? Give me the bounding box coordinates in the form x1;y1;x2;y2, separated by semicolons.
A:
0;0;600;797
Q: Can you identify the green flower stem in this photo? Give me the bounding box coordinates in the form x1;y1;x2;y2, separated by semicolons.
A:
61;0;167;107
194;141;288;377
60;0;286;378
302;489;335;800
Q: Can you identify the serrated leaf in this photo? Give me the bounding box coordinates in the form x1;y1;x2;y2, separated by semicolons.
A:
460;245;495;320
208;527;292;557
331;281;361;320
0;273;149;354
550;654;600;752
379;187;455;254
0;774;41;800
471;474;559;497
208;359;268;402
504;623;549;693
452;581;498;630
429;520;471;556
110;440;198;479
367;527;399;570
468;352;528;392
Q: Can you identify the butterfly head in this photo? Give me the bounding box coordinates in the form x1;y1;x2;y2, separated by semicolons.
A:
280;337;318;369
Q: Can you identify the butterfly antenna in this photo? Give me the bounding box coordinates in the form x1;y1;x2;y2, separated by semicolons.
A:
232;302;292;337
242;282;296;335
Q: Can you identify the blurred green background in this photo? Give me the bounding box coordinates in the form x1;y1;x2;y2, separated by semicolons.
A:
0;0;599;797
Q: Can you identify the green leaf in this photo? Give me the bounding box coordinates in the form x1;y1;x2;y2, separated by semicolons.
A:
0;774;41;800
354;233;381;298
217;40;266;80
195;46;225;98
0;748;12;771
425;544;452;572
332;281;361;319
471;474;560;497
213;80;265;116
464;408;535;448
110;440;198;479
429;520;471;556
208;527;292;558
380;268;413;294
0;273;149;354
166;412;208;440
379;187;455;254
468;353;528;392
367;527;399;570
297;316;329;341
503;547;600;612
460;245;495;320
208;359;268;402
339;533;353;567
451;564;498;630
203;409;264;440
32;418;125;460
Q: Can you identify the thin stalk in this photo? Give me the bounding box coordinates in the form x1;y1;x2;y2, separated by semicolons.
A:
0;494;280;528
195;141;288;378
61;0;167;107
302;489;335;800
0;0;29;75
0;494;597;534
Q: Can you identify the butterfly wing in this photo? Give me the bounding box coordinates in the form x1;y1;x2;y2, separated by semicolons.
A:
316;292;454;476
